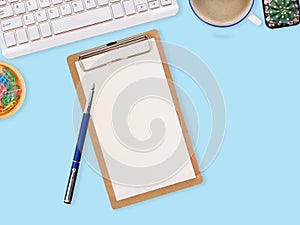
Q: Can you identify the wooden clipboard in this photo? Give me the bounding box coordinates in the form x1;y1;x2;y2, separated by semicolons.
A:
67;30;202;209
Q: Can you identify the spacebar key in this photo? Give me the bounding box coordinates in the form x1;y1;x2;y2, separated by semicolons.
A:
51;7;112;34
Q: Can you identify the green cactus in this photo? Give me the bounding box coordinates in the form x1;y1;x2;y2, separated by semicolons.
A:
268;0;297;24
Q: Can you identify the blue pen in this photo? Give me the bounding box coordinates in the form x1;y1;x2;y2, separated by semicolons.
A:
64;84;95;204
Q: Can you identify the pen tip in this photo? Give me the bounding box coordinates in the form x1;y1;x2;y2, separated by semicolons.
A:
92;83;95;90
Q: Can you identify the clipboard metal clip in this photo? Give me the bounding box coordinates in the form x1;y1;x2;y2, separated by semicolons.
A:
78;35;152;72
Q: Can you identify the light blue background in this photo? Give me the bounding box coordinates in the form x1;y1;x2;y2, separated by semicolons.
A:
1;1;299;224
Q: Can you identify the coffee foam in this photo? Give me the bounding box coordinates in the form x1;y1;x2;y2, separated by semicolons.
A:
190;0;253;26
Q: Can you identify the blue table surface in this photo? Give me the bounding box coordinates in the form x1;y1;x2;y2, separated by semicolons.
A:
1;1;299;224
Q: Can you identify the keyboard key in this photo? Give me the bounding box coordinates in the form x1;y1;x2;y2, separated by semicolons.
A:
28;25;40;40
51;0;62;4
14;3;26;15
48;7;60;19
161;0;171;6
8;0;18;2
149;0;160;9
26;0;38;11
16;28;28;44
112;3;124;18
134;0;147;4
52;7;112;34
0;0;6;6
39;22;52;37
98;0;108;6
0;5;13;19
60;4;72;16
38;0;51;8
36;10;47;22
84;0;96;9
137;4;147;12
3;31;16;47
72;0;84;13
123;0;136;15
1;17;23;32
23;13;35;25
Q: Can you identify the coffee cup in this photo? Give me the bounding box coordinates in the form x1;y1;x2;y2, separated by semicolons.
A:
189;0;262;27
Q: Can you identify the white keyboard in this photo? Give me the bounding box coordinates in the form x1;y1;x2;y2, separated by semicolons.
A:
0;0;178;58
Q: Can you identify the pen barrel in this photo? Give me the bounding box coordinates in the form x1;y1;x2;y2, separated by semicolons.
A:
73;113;90;162
64;113;90;204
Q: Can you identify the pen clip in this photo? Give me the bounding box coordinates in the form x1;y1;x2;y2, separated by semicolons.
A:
64;168;77;204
